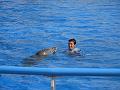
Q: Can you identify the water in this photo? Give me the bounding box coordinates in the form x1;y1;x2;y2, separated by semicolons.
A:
0;0;120;90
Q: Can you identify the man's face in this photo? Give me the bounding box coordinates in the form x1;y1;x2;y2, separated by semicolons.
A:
68;41;75;50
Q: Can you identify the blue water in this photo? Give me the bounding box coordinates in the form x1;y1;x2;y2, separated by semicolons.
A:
0;0;120;90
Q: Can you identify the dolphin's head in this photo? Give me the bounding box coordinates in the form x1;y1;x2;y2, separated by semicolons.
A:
51;47;57;54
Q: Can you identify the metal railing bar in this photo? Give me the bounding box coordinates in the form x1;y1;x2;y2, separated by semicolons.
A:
0;66;120;76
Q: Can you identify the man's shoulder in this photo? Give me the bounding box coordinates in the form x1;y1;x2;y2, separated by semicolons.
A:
73;48;80;52
63;48;80;54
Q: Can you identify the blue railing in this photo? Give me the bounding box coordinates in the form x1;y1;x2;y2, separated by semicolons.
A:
0;66;120;76
0;66;120;90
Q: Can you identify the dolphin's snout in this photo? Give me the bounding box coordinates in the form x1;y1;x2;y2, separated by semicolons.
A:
52;47;57;54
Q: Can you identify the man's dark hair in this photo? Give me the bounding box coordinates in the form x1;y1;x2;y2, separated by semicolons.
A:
69;38;76;45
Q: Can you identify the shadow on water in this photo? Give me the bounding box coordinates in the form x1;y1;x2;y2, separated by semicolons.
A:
22;55;47;66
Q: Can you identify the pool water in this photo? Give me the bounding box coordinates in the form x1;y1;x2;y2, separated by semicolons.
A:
0;0;120;90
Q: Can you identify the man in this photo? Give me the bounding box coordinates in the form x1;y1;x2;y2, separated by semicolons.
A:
68;38;80;55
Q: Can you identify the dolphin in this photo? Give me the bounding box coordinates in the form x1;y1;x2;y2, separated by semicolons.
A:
22;47;57;66
36;47;57;56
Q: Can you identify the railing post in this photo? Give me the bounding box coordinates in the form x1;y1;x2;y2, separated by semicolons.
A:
51;76;56;90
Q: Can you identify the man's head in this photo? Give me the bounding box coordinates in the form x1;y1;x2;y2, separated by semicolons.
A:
68;38;76;50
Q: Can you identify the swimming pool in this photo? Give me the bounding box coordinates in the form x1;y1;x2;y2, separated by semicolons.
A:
0;0;120;90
